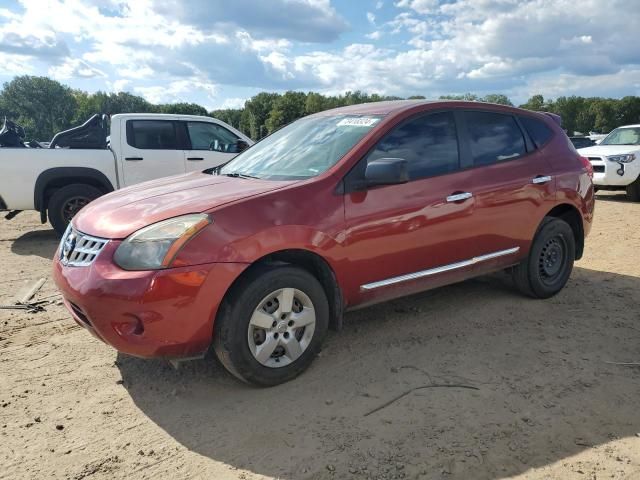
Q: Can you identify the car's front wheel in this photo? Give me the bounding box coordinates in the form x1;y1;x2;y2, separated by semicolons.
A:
512;217;576;298
213;265;329;386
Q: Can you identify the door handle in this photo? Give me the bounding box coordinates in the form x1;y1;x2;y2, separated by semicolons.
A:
532;175;552;184
125;157;143;161
187;157;204;161
446;192;473;203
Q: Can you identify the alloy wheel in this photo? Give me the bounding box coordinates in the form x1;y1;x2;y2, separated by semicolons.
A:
247;288;316;368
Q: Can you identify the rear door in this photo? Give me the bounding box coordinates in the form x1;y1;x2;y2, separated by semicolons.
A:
183;120;245;172
120;119;186;186
460;110;556;267
342;110;480;302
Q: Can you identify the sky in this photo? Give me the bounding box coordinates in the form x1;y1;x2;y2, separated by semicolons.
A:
0;0;639;110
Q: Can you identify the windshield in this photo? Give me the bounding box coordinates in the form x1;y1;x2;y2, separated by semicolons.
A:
600;127;640;146
219;114;383;180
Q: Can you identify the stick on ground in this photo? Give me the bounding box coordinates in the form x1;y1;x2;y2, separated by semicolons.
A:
364;383;479;417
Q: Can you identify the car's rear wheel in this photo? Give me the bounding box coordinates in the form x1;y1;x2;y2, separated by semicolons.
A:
48;184;103;235
626;176;640;202
213;265;329;386
512;217;576;299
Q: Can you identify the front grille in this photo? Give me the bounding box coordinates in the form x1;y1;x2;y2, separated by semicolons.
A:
587;156;605;174
59;226;109;267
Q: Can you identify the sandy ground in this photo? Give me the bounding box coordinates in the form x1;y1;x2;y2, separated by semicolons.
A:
1;192;639;480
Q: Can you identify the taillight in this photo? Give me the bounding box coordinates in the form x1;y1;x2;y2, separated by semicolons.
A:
579;155;593;178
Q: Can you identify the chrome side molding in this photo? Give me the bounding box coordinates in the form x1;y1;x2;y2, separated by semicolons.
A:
360;247;520;291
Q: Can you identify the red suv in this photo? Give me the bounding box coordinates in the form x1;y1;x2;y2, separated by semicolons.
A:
53;101;594;386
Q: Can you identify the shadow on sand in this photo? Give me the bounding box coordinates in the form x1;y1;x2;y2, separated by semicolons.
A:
117;266;640;479
10;229;59;259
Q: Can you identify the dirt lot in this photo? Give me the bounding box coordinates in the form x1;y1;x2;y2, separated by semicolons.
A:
1;193;639;480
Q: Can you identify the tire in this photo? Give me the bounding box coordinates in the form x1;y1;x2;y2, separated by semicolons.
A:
48;184;103;235
213;265;329;386
626;176;640;202
512;217;576;299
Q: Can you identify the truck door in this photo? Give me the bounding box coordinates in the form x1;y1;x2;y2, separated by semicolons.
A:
183;120;246;172
120;119;186;186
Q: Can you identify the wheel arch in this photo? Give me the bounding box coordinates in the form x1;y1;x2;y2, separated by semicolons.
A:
220;249;344;331
544;203;585;260
34;167;114;223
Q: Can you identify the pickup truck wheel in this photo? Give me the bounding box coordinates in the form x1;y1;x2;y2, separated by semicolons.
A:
213;265;329;387
512;217;575;299
48;184;102;235
626;176;640;202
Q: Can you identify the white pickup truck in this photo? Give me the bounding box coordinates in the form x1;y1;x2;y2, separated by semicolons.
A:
578;124;640;201
0;113;253;233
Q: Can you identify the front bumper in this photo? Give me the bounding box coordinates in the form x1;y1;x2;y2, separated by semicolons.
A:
586;155;640;187
52;240;248;358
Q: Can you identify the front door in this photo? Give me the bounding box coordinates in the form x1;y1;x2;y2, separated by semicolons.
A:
120;119;186;186
183;121;245;172
342;110;479;303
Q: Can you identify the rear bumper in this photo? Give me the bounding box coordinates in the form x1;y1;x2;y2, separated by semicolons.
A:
52;241;248;358
587;156;640;187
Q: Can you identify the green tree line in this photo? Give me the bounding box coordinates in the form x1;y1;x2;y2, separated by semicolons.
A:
1;75;639;142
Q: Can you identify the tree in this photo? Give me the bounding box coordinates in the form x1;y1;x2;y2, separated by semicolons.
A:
243;92;280;139
519;94;546;111
305;92;326;114
157;102;208;116
482;94;513;106
439;93;480;102
73;91;154;123
0;75;77;141
210;108;244;129
266;91;306;133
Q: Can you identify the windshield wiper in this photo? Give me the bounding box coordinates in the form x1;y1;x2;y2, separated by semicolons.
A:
222;172;259;179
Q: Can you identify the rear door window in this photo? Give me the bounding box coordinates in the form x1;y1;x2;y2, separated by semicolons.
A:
127;120;178;149
464;111;526;166
366;111;460;180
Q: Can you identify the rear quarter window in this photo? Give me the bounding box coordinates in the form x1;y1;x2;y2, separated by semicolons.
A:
520;116;554;148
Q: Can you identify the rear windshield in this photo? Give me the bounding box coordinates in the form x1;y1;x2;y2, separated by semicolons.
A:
219;115;383;180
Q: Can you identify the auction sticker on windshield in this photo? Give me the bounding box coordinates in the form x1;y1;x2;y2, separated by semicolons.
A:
337;117;380;127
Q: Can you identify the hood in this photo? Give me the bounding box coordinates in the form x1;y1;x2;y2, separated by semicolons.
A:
74;172;291;238
578;144;640;156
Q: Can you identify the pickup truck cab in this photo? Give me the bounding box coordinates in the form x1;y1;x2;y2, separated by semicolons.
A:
0;113;253;233
578;124;640;201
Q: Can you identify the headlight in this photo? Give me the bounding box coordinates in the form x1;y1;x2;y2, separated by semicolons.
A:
114;214;211;270
607;154;636;163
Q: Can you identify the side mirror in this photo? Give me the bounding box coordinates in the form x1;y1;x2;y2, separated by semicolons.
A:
235;140;249;153
363;158;409;188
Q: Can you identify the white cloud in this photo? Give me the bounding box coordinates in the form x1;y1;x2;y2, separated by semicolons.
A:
219;97;247;109
134;79;218;104
48;58;105;79
1;0;639;107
